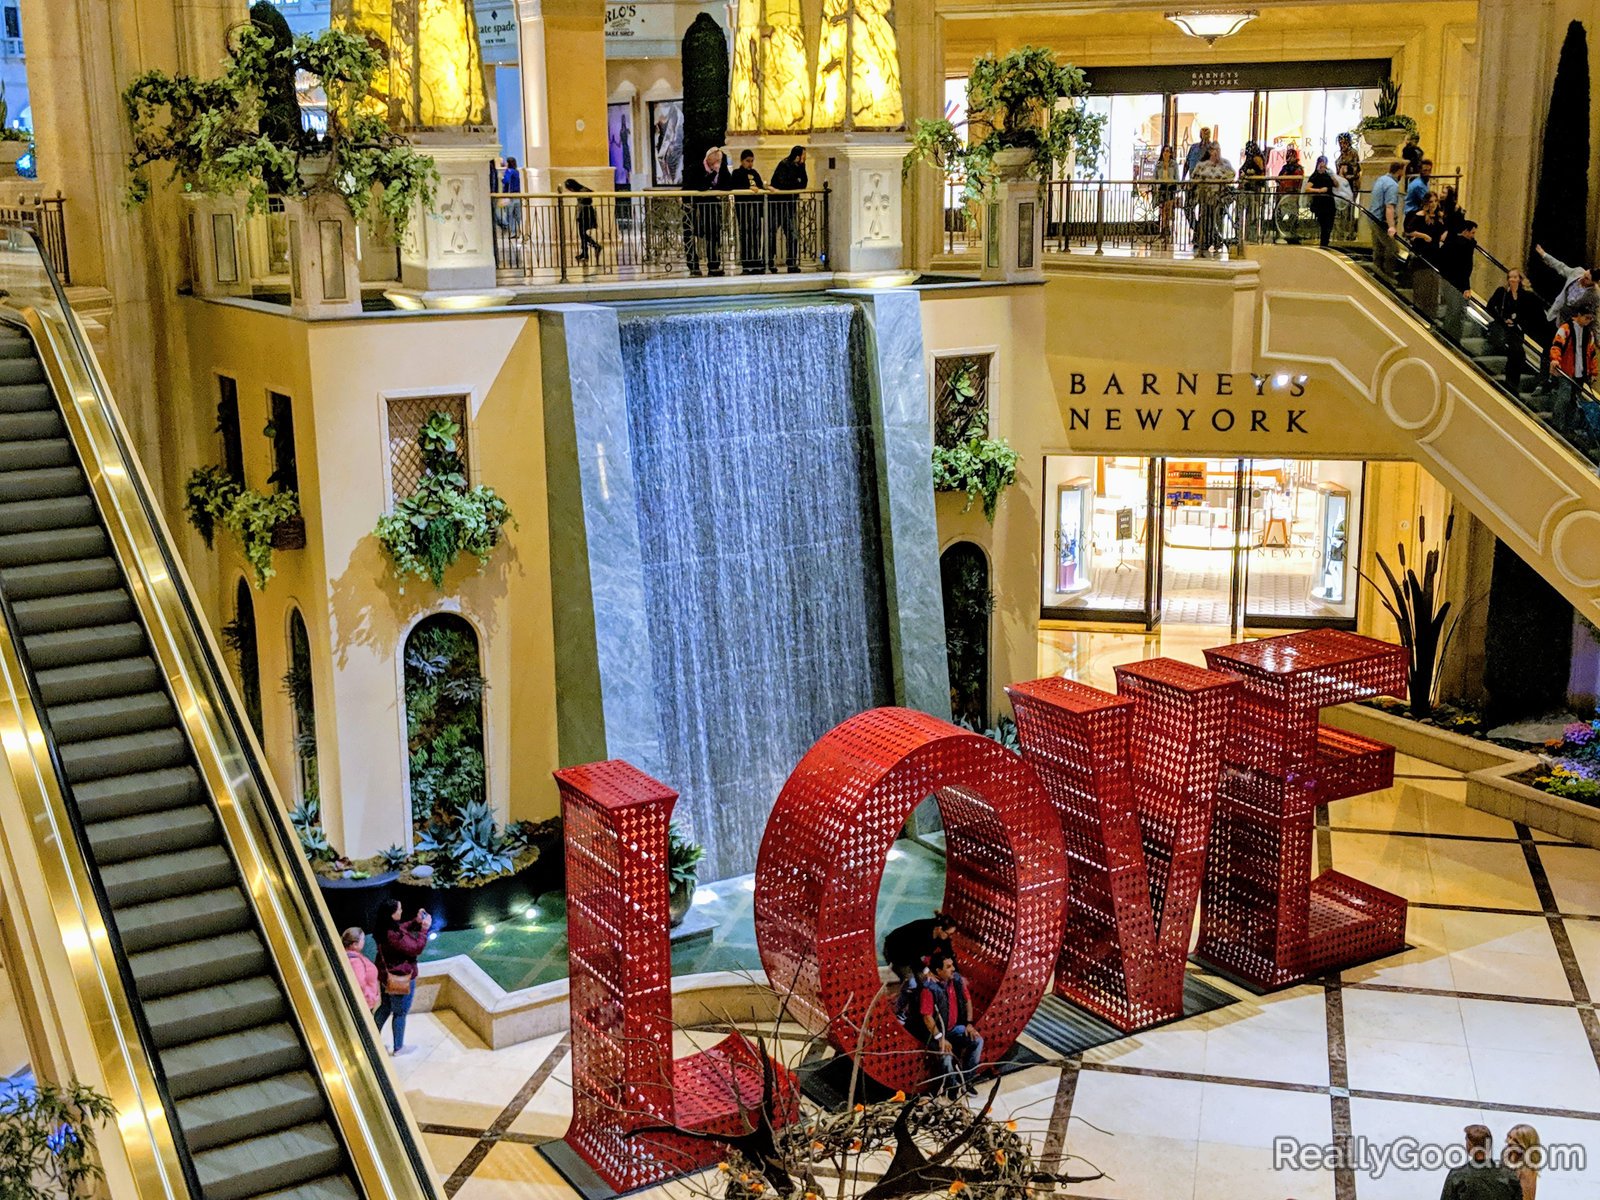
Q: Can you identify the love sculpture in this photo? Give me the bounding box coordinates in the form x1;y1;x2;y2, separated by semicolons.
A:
554;629;1409;1191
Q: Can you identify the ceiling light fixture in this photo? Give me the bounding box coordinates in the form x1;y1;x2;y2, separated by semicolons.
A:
1165;9;1259;46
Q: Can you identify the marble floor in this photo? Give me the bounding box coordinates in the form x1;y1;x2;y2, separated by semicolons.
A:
391;728;1600;1198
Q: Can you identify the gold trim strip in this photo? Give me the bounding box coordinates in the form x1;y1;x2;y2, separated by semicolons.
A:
19;300;438;1200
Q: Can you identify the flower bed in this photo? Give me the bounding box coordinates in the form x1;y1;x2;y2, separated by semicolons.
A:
1522;718;1600;808
1358;695;1488;739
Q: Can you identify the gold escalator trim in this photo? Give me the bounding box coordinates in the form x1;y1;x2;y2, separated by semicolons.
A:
21;302;439;1200
0;509;190;1200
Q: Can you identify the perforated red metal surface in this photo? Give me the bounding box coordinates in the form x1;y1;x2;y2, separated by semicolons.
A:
753;707;1068;1093
557;760;796;1191
1196;630;1409;990
1007;658;1240;1031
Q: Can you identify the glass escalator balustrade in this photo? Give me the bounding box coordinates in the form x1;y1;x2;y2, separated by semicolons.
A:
1244;194;1600;471
0;229;435;1200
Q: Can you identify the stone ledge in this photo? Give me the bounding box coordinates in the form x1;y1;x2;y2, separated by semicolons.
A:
1324;702;1600;849
410;958;785;1048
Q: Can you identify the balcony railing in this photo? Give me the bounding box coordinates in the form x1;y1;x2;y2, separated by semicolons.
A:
489;187;830;283
0;191;67;284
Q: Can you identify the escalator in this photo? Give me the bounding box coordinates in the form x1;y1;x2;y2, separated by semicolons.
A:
1246;199;1600;617
0;237;437;1200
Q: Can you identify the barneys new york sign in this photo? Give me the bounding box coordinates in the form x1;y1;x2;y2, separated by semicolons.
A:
1062;369;1313;435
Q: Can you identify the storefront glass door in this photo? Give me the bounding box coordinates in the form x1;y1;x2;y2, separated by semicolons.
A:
1174;91;1255;165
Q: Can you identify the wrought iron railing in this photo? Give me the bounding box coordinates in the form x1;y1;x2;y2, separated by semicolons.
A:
0;191;68;284
490;187;830;283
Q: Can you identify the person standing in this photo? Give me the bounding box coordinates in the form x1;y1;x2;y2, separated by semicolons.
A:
374;899;432;1056
1306;155;1338;248
343;927;380;1012
919;952;983;1098
688;146;734;276
563;179;603;265
1276;144;1305;237
1488;268;1533;396
1549;303;1597;438
1404;156;1434;217
1190;143;1235;258
1534;244;1600;322
1438;1125;1521;1199
769;145;808;272
1367;161;1405;278
1183;126;1212;179
1501;1124;1542;1200
1437;219;1478;342
1153;145;1178;244
1402;133;1425;180
1238;140;1267;241
728;149;768;274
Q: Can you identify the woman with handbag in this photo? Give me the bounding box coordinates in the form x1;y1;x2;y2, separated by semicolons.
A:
373;899;432;1055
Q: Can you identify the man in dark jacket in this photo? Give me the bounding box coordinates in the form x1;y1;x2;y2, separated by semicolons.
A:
1437;1125;1520;1199
1436;220;1478;342
729;149;768;274
769;145;808;272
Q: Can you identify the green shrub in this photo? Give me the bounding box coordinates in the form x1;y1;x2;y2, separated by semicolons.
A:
932;437;1020;522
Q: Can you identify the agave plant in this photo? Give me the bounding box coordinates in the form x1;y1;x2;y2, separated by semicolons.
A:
1357;510;1458;720
379;844;409;871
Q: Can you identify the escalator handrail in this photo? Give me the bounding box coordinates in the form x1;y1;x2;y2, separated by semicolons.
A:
7;230;439;1199
0;337;208;1198
1265;197;1600;464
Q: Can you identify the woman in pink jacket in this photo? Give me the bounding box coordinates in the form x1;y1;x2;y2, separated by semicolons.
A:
343;927;380;1011
373;899;432;1055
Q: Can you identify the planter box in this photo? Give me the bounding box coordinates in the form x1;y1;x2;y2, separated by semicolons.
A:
283;192;362;318
184;194;253;299
1322;703;1512;774
271;514;306;550
315;870;400;933
392;853;561;934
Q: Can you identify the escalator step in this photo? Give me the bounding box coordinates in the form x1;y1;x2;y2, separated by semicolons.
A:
193;1121;343;1200
0;357;46;387
116;887;251;955
0;336;36;359
58;726;189;783
128;929;266;1000
0;438;74;472
0;383;54;413
85;803;215;865
13;587;136;634
50;690;176;744
37;655;163;706
162;1022;307;1100
101;842;234;909
25;620;148;670
250;1175;360;1200
73;764;203;822
0;495;98;536
2;555;123;601
0;525;107;569
176;1071;327;1154
0;409;65;441
0;465;82;500
145;975;285;1049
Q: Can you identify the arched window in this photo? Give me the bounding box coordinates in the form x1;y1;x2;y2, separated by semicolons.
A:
222;578;262;738
285;609;319;802
940;542;991;729
402;613;486;837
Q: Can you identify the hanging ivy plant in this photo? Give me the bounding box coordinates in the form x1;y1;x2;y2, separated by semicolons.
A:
184;466;300;588
932;437;1020;523
375;413;514;590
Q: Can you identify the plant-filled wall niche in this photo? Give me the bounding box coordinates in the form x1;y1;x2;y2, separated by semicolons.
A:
930;354;1018;523
940;541;992;728
285;608;319;803
185;391;304;589
223;577;263;738
375;412;513;591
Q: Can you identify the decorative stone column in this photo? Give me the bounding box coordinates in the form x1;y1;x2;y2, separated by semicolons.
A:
183;194;253;298
394;132;511;305
515;0;553;192
809;133;911;278
282;192;361;319
981;152;1044;283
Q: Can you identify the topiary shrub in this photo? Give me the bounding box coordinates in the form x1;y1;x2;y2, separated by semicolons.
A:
681;14;729;183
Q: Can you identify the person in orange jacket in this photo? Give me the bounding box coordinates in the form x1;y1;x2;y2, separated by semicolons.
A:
1548;305;1597;437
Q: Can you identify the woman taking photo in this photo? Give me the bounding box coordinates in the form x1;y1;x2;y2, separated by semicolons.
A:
373;899;432;1056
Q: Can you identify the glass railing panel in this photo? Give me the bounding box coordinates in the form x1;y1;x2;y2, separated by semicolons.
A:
0;227;438;1200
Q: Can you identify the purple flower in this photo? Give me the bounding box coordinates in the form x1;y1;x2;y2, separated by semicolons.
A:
1565;722;1596;746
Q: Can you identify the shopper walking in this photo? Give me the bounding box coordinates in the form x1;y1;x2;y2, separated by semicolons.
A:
343;927;380;1012
1191;144;1235;258
1548;304;1597;439
373;899;431;1056
768;145;808;272
1306;155;1338;248
563;179;603;265
1487;268;1533;396
1367;161;1405;278
728;149;768;274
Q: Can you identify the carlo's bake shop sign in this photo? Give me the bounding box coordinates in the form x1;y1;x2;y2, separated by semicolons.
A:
605;3;674;39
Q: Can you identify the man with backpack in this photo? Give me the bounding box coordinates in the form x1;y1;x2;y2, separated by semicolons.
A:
918;952;983;1097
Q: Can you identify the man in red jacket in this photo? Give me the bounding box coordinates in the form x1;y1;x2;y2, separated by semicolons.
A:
1549;305;1597;439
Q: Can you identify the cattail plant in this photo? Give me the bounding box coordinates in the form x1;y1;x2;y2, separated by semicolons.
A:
1357;509;1458;719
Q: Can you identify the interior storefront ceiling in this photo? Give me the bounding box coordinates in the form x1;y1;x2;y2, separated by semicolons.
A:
939;0;1461;16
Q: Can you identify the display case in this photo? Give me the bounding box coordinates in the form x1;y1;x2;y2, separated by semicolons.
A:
1054;478;1094;593
1311;482;1350;603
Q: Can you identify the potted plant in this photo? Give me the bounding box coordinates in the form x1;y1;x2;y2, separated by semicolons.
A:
0;1080;116;1200
1355;77;1419;159
123;18;438;313
904;47;1104;201
667;820;705;927
0;83;29;176
374;413;514;591
932;437;1020;523
183;465;303;588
